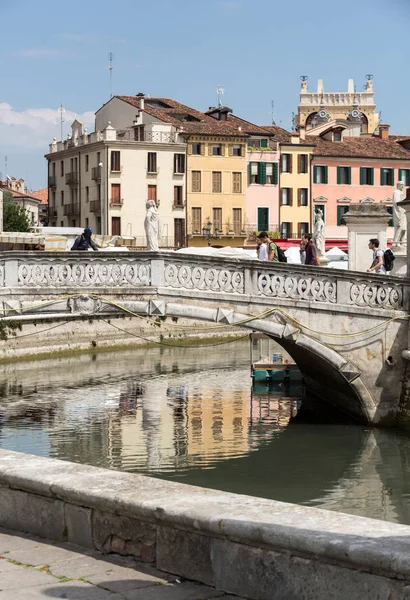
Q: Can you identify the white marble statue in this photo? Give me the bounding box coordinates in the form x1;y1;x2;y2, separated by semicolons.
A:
144;200;159;251
393;181;406;247
313;208;326;257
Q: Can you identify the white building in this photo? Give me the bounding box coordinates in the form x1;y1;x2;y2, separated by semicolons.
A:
45;94;187;247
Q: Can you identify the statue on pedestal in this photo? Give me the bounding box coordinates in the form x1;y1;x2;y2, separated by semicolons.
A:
144;200;159;251
393;181;406;248
313;208;326;258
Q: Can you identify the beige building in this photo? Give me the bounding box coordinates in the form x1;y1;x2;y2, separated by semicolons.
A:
46;95;187;247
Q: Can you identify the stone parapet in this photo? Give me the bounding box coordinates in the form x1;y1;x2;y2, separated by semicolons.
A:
0;450;410;599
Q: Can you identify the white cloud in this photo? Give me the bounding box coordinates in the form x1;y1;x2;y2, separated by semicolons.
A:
11;48;69;58
0;103;95;149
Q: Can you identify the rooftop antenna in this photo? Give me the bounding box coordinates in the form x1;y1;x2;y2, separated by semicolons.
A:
270;100;277;126
291;112;296;132
109;52;114;99
58;104;65;141
216;86;224;107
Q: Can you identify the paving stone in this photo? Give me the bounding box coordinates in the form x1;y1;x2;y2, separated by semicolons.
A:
2;542;89;568
122;581;225;600
87;562;170;592
0;580;124;599
0;530;43;554
0;560;23;573
0;566;54;590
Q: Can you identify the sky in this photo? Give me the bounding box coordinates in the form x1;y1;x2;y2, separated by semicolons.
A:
1;0;409;191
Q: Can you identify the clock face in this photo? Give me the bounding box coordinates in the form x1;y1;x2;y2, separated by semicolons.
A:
351;109;360;118
318;110;327;118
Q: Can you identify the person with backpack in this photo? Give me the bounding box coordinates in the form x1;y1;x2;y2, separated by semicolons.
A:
71;227;98;251
367;239;385;274
257;232;288;263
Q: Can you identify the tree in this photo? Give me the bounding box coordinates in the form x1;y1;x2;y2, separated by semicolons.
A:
3;193;30;232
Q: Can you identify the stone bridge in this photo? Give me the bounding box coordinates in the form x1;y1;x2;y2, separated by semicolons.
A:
0;250;409;427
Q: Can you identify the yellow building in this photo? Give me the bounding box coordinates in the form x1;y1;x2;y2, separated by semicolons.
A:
296;76;379;135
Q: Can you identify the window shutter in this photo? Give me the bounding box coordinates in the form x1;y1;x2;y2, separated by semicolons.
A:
220;144;225;156
347;167;351;185
259;162;267;185
188;143;193;155
280;155;283;173
289;154;293;174
289;188;293;206
297;189;301;206
297;155;301;174
390;168;395;186
200;143;205;156
228;144;233;156
380;168;385;185
337;167;341;185
273;163;279;184
248;163;252;184
360;167;365;185
324;166;328;184
261;139;268;148
337;206;342;226
313;166;318;184
370;168;374;186
208;144;213;156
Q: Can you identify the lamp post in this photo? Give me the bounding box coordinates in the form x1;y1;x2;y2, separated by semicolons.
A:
202;219;212;246
99;161;103;235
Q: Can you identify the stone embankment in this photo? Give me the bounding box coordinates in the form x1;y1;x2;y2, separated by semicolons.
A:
1;449;410;600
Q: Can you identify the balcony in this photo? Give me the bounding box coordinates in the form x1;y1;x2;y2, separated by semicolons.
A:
65;172;78;186
91;167;101;181
63;203;80;216
109;198;124;207
48;175;56;187
90;200;101;214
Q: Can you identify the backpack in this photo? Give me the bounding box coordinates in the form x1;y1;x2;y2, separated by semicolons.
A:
383;248;395;272
269;241;287;263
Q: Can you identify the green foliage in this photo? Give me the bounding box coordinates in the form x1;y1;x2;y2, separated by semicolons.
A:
0;320;22;341
3;197;30;232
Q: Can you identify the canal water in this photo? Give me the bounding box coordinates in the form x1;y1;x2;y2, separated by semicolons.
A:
0;339;410;525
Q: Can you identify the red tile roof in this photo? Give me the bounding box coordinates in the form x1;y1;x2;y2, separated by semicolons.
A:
30;188;48;204
0;187;41;202
310;135;410;160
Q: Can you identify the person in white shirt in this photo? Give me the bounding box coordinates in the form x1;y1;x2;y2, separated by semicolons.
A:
367;238;386;274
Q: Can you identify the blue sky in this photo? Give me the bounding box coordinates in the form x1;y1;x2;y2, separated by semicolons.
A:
1;0;409;190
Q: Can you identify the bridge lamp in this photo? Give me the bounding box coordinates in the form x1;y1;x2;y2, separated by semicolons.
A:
202;219;212;246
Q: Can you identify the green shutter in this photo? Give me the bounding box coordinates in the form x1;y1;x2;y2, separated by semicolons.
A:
324;166;328;184
399;169;403;182
258;162;267;185
273;162;279;184
360;167;365;185
347;167;351;185
248;162;252;185
313;166;318;184
390;168;395;186
380;168;385;185
337;167;341;185
337;206;342;226
370;168;374;186
261;139;268;148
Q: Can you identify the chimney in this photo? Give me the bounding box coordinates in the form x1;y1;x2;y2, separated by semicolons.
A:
317;79;324;94
379;124;390;140
136;92;145;110
299;125;306;141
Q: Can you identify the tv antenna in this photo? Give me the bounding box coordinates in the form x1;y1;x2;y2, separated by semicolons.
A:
58;104;65;140
216;86;224;107
270;100;277;126
109;52;114;99
291;112;296;132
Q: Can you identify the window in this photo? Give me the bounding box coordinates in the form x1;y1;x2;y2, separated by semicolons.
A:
250;162;259;184
281;154;292;173
174;153;185;173
298;154;308;173
380;168;394;186
192;143;201;155
174;218;185;248
212;171;222;193
192;207;202;233
85;218;89;228
61;190;64;206
86;186;89;202
212;144;222;156
233;208;242;234
213;208;222;232
85;155;89;172
337;166;351;185
337;205;349;226
174;186;183;207
313;165;328;184
257;207;269;231
60;221;64;227
360;167;374;185
399;169;410;186
111;183;121;205
51;189;55;207
315;204;326;222
233;144;242;157
298;188;308;206
112;217;121;236
52;162;56;176
266;163;279;184
148;184;157;201
334;131;342;142
281;188;293;206
192;171;201;192
249;138;268;148
147;152;157;173
60;161;64;176
134;126;145;141
298;222;309;237
281;222;292;238
232;172;242;193
111;151;120;172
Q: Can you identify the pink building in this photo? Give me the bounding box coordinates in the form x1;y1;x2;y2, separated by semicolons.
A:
311;124;410;238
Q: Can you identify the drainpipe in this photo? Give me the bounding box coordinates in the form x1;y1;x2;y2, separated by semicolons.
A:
105;145;109;235
99;160;103;235
78;151;81;227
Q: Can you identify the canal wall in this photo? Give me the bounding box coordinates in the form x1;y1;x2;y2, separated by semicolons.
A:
0;450;410;600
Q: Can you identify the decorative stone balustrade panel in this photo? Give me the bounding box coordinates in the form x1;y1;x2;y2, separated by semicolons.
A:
350;281;403;310
17;259;151;287
257;272;337;303
0;264;3;287
164;262;244;293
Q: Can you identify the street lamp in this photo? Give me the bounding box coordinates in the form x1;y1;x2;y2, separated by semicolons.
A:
202;219;212;246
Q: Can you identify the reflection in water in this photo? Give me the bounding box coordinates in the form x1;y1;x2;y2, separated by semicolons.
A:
0;341;410;525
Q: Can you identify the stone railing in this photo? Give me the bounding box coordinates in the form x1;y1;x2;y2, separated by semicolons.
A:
0;251;407;313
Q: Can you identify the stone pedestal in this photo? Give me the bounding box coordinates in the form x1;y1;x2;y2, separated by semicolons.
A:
343;200;391;272
391;246;407;277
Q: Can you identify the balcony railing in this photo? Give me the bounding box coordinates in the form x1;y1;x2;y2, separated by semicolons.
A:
90;200;101;214
48;175;56;187
91;167;101;181
109;198;124;207
65;172;78;186
63;203;80;216
123;130;178;144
